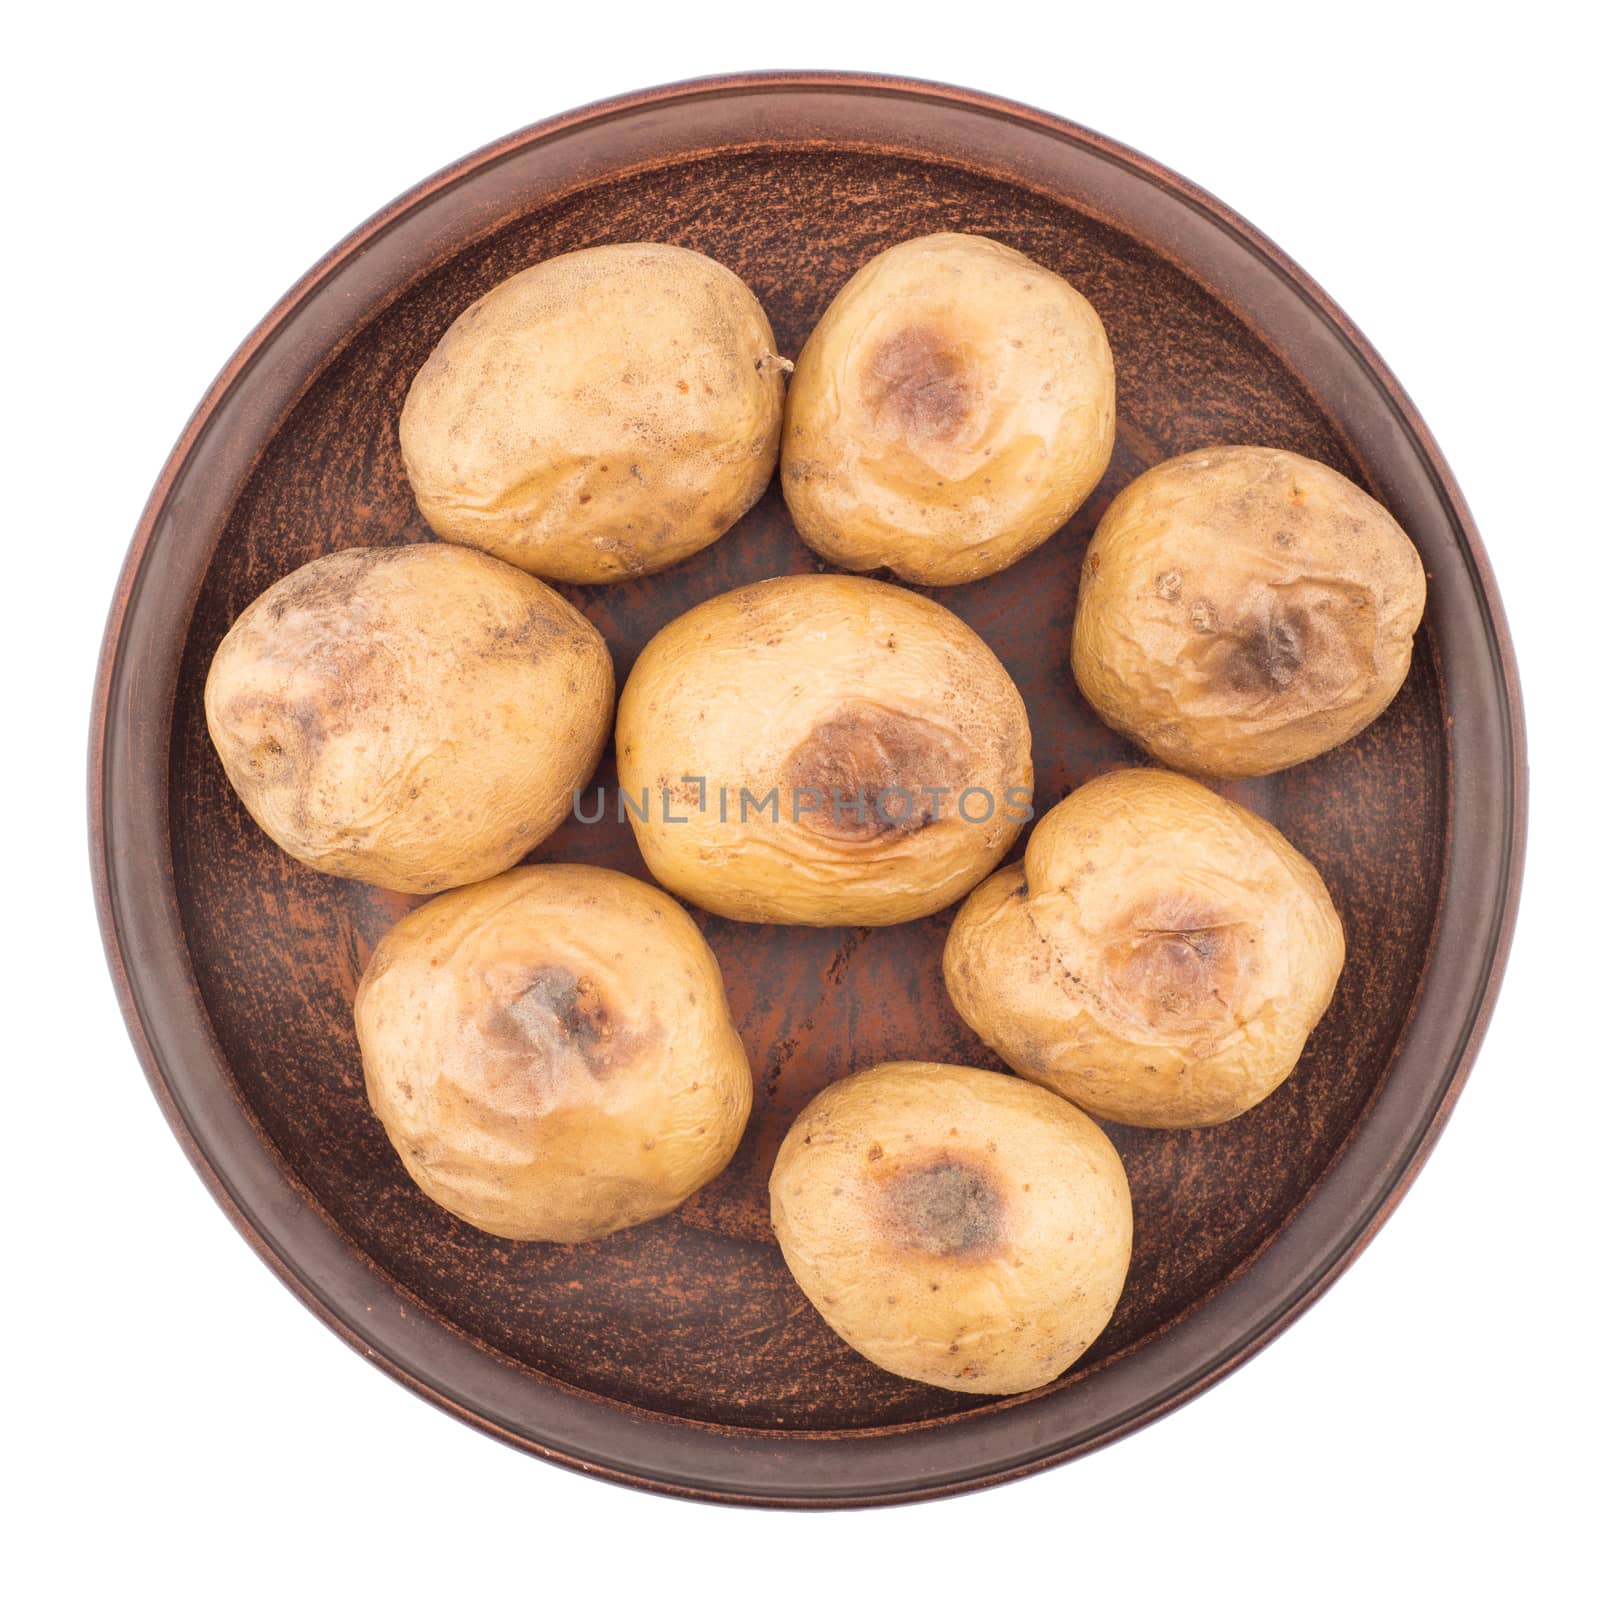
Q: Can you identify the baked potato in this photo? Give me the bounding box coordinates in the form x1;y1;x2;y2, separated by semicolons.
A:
204;543;612;893
400;242;789;583
615;574;1033;925
944;768;1344;1127
781;233;1115;585
355;864;752;1242
770;1061;1132;1393
1071;446;1426;777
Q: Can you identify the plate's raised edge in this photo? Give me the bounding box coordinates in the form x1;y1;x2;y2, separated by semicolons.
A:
87;71;1528;1509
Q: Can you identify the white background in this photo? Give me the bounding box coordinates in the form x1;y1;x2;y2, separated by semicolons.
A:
8;3;1593;1594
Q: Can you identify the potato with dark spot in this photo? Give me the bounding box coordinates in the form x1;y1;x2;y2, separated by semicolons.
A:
944;769;1345;1128
1071;446;1426;777
355;864;752;1242
769;1062;1132;1394
781;233;1115;585
204;544;612;893
400;243;790;583
615;574;1033;925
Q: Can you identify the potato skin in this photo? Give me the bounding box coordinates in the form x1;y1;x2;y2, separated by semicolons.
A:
1071;446;1426;778
944;769;1345;1127
355;865;752;1243
204;544;613;893
615;574;1033;926
781;233;1115;585
400;243;788;583
769;1062;1132;1394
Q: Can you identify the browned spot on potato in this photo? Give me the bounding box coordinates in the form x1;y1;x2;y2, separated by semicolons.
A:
482;601;588;661
227;575;401;781
878;1154;1005;1258
481;965;619;1077
779;704;957;842
259;545;408;623
221;650;382;778
860;325;975;441
1192;579;1379;713
1223;606;1307;693
1103;903;1244;1031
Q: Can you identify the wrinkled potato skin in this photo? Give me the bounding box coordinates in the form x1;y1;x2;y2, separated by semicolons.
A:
944;769;1345;1127
781;233;1115;585
769;1062;1132;1394
1072;446;1426;778
616;575;1033;926
400;243;788;583
356;865;752;1243
204;545;613;893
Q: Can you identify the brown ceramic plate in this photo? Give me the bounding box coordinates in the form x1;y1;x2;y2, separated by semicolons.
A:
91;72;1525;1507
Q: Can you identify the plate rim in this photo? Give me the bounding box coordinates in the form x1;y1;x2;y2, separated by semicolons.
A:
88;69;1528;1508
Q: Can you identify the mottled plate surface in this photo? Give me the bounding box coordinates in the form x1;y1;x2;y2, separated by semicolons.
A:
91;73;1525;1506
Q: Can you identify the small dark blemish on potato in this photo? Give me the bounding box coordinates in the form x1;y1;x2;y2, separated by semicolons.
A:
780;704;956;842
1106;905;1243;1029
879;1155;1005;1258
482;965;618;1077
860;325;976;441
1223;607;1306;694
259;550;372;622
